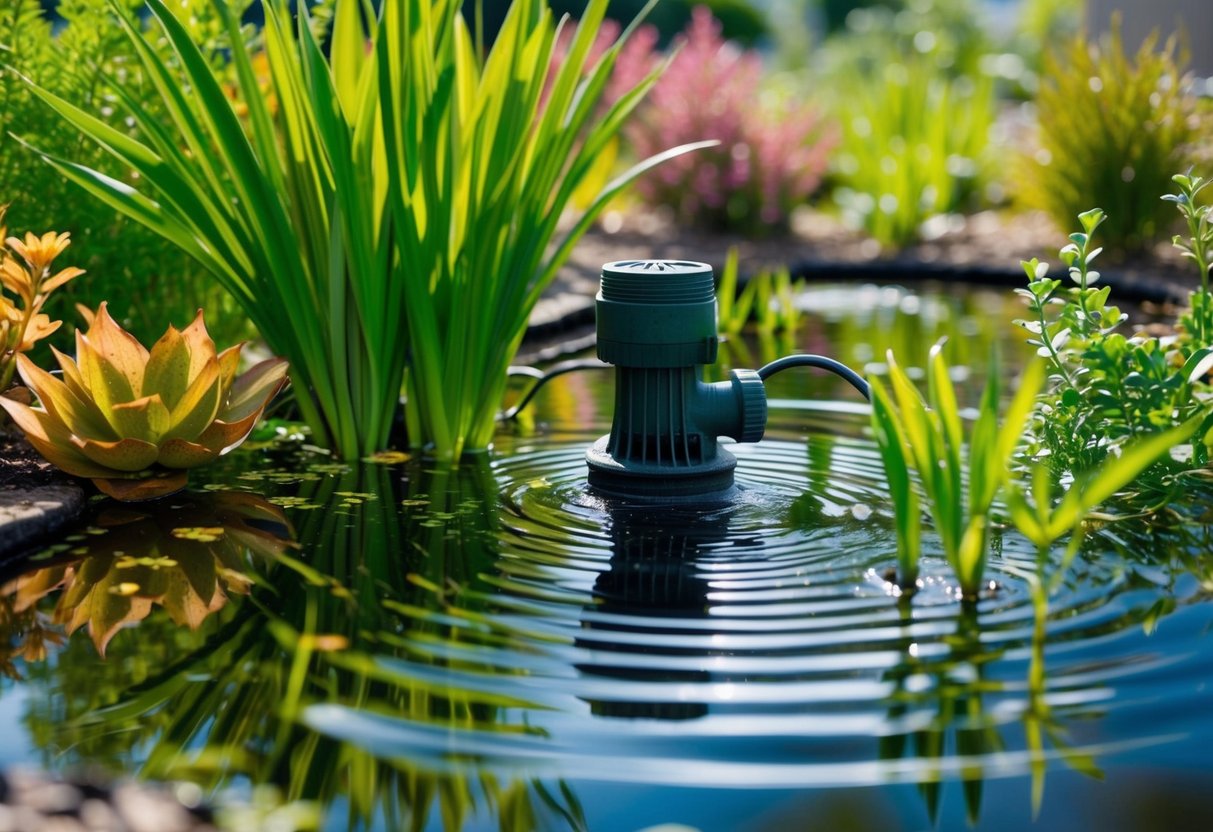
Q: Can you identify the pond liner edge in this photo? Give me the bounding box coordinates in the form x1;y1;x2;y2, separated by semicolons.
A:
521;259;1191;357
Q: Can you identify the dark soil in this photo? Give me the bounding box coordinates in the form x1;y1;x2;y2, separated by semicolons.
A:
0;432;65;489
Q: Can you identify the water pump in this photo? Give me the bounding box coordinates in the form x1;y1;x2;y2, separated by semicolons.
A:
585;259;869;500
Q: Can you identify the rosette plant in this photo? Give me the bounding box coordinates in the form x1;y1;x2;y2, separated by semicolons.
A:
0;303;288;500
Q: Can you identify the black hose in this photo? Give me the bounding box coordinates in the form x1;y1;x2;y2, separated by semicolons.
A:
757;354;871;401
501;359;611;420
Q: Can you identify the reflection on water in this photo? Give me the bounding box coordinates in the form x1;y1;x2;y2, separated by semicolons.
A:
0;283;1210;831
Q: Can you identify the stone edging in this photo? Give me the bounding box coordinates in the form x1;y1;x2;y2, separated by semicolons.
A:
0;484;87;564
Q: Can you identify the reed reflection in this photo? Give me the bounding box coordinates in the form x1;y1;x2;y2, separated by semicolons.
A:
7;456;578;831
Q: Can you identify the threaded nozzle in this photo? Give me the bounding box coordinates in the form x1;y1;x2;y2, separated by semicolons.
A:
600;260;714;304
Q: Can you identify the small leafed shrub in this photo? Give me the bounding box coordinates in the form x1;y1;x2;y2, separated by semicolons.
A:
621;8;836;233
1015;207;1213;476
1016;24;1196;254
1166;171;1213;348
833;57;994;248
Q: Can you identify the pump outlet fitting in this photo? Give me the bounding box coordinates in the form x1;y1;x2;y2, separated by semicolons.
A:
586;260;767;499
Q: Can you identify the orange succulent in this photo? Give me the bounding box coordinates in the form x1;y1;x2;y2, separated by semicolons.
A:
0;302;289;500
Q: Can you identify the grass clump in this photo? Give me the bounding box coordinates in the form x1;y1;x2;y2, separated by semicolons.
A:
833;57;994;248
1016;22;1196;255
868;345;1041;597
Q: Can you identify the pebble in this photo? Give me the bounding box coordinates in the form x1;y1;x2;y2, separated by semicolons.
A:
0;769;216;832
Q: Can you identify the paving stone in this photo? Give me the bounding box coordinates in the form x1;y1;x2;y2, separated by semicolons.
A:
0;485;87;562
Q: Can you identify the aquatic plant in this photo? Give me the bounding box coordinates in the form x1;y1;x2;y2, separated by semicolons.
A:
716;248;804;336
0;209;84;394
26;0;697;461
868;347;1042;596
1006;420;1201;581
1016;23;1195;254
1016;207;1213;475
0;303;288;500
620;7;835;232
1165;171;1213;349
832;56;994;248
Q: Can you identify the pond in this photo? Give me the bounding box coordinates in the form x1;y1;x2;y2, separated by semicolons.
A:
2;282;1212;831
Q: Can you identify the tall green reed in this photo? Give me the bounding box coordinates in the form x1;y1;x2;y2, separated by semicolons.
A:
26;0;701;460
868;346;1042;596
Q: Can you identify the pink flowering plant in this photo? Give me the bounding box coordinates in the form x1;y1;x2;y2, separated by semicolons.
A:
615;8;836;233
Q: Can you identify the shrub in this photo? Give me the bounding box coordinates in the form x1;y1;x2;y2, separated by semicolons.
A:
1016;23;1197;255
0;0;255;348
1015;207;1213;476
621;7;836;233
833;57;995;248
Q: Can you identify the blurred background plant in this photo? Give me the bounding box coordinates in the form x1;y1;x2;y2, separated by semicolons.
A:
1015;22;1198;256
814;0;993;80
613;7;836;234
831;56;995;247
466;0;769;47
0;0;257;348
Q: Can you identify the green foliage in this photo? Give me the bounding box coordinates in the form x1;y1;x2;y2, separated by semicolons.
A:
1164;171;1213;347
1017;25;1196;254
1006;419;1201;579
832;56;994;248
816;0;993;80
497;0;769;47
1015;207;1213;475
0;0;254;348
31;0;694;460
868;345;1042;597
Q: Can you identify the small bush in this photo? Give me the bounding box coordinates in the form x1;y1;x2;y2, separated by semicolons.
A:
1016;23;1197;255
0;0;255;348
621;8;836;234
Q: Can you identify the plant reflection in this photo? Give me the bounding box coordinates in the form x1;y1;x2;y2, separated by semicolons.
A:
878;593;1108;827
6;455;582;831
2;491;293;657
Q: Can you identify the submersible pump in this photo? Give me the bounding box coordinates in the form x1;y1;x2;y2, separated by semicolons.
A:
584;260;870;501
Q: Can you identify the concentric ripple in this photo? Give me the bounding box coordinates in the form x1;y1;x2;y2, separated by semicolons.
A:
304;426;1197;790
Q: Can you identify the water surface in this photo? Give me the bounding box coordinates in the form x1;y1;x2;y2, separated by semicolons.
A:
2;282;1211;831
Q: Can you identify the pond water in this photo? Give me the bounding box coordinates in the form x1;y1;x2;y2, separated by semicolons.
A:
2;283;1212;831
